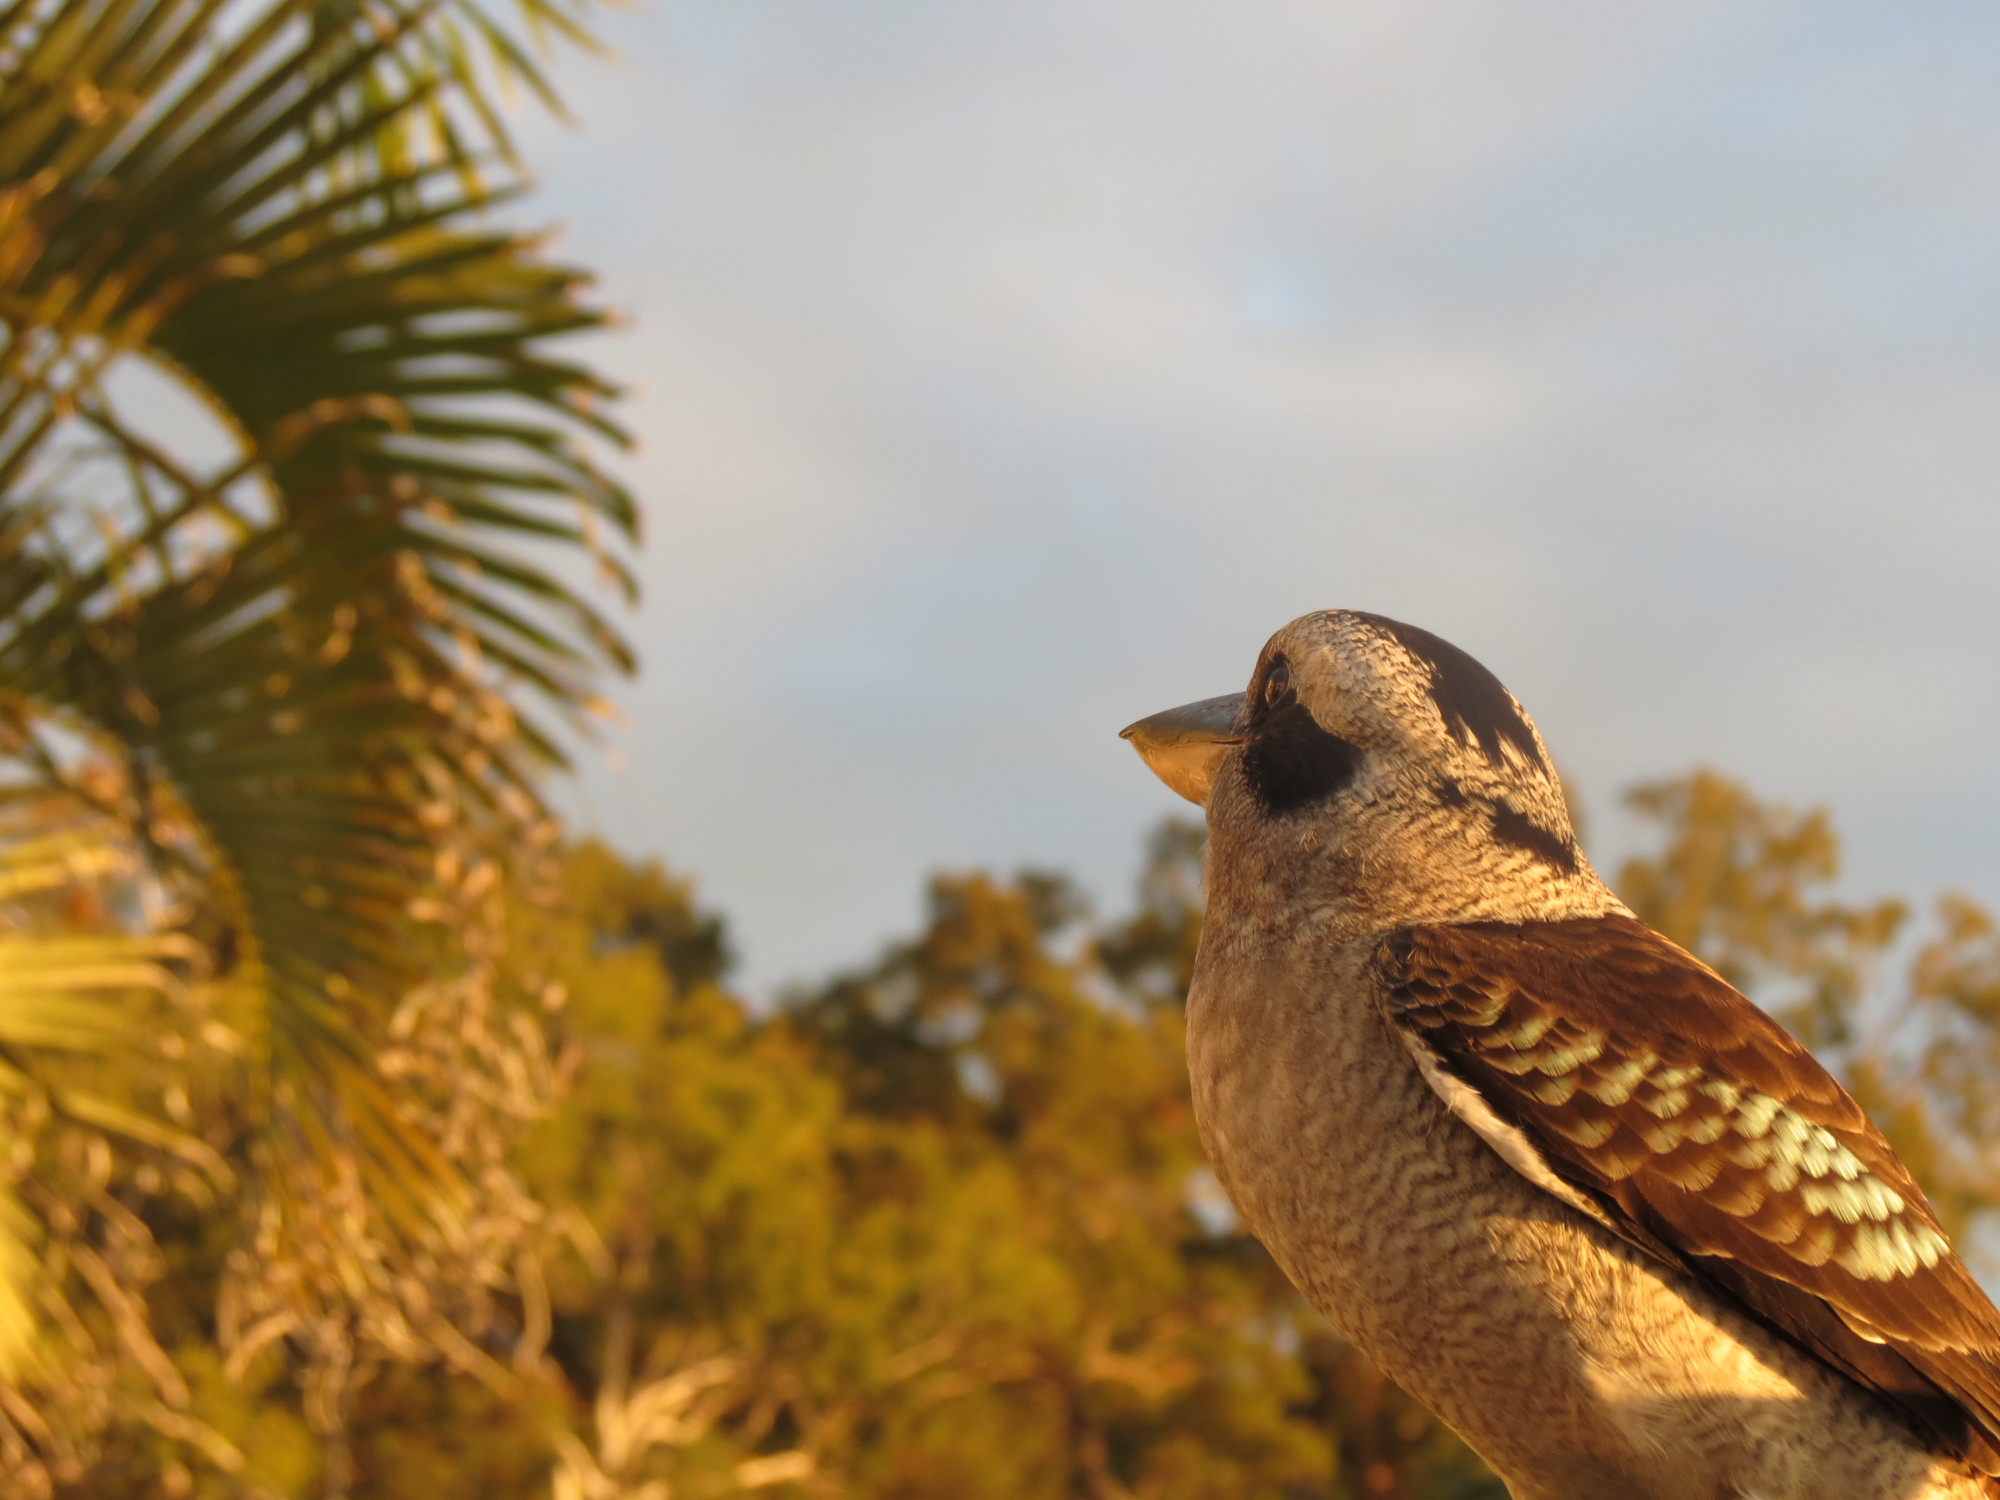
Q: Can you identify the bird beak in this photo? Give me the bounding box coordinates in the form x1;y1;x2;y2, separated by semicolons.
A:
1119;694;1245;807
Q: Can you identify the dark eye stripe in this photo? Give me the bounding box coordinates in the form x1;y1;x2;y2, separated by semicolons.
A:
1240;654;1362;815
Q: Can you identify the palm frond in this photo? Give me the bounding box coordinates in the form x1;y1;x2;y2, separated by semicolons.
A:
0;793;225;1386
0;0;632;1415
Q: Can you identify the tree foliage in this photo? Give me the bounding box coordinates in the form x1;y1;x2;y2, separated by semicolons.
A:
421;778;1989;1500
0;0;627;1482
331;836;1499;1500
14;751;2000;1498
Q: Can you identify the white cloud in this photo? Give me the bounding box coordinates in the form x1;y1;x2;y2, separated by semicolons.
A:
523;0;2000;989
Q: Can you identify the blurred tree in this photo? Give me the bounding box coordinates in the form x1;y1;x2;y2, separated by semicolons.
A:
1095;819;1205;1007
438;843;1332;1500
1896;897;2000;1248
0;0;629;1484
787;864;1329;1500
373;836;1493;1500
45;765;1991;1500
1617;770;1905;1048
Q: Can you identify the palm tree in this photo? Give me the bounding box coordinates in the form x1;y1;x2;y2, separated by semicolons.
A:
0;0;630;1479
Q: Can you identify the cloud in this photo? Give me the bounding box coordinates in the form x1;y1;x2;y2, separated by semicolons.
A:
523;0;2000;989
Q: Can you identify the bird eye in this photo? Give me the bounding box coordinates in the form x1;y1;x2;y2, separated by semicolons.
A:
1262;659;1292;706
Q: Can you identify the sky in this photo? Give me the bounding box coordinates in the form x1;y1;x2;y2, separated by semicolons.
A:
513;0;2000;995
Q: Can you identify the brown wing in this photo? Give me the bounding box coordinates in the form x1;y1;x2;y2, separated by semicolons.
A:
1375;914;2000;1471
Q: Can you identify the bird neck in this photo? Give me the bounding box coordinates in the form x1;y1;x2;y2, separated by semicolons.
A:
1204;781;1628;950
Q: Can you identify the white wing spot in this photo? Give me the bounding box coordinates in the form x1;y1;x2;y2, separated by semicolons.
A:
1740;1101;1896;1221
1536;1038;1606;1074
1637;1119;1687;1153
1861;1179;1907;1218
1587;1053;1656;1107
1642;1086;1692;1120
1686;1113;1730;1145
1701;1079;1744;1112
1800;1179;1873;1224
1836;1221;1950;1281
1733;1094;1783;1140
1917;1225;1948;1268
1504;1013;1556;1047
1528;1072;1582;1106
1838;1225;1903;1281
1552;1113;1618;1148
1729;1137;1772;1170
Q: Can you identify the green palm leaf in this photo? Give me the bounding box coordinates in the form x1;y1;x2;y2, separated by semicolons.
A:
0;795;228;1385
0;0;631;1418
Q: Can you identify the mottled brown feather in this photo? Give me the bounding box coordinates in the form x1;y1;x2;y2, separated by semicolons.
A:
1375;914;2000;1471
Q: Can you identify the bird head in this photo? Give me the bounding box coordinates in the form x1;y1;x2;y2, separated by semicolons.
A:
1122;610;1618;932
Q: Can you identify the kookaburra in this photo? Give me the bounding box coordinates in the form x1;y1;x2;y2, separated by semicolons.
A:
1121;609;2000;1500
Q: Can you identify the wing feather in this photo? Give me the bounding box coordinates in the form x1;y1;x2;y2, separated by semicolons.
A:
1374;915;2000;1471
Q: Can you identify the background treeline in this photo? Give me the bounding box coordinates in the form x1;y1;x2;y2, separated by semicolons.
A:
26;776;2000;1500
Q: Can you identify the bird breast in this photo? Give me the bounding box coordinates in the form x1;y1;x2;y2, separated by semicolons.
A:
1183;925;1983;1500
